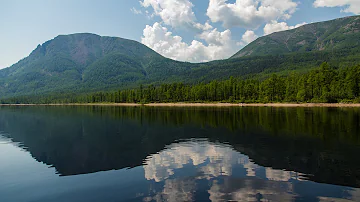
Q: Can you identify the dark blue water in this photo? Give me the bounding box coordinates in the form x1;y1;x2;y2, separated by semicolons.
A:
1;106;360;202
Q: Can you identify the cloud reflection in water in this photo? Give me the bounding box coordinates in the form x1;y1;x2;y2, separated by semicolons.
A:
142;140;306;201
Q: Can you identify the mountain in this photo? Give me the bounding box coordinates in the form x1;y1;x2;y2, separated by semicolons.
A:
231;15;360;58
1;15;360;99
0;33;190;97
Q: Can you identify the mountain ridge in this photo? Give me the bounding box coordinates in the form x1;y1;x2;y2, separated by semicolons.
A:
0;33;192;97
231;15;360;58
1;15;360;98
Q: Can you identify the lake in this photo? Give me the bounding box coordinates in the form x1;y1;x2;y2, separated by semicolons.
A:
1;106;360;202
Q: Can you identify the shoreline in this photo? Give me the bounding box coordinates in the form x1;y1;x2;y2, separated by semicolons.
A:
1;103;360;107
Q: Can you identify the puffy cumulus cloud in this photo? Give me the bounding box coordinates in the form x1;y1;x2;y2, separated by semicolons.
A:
313;0;360;14
193;22;214;32
241;30;258;44
198;28;232;46
263;21;307;35
236;30;258;47
206;0;298;29
140;0;212;31
141;23;239;63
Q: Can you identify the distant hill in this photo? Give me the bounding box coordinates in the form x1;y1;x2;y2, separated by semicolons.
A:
0;33;191;97
231;15;360;58
1;16;360;99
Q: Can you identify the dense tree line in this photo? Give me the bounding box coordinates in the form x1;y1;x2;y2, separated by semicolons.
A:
1;63;360;104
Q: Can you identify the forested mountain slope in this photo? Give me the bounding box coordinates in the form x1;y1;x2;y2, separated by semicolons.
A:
0;33;191;97
1;15;360;99
231;15;360;58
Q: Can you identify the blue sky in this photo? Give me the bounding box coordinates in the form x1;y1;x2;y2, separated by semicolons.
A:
0;0;358;68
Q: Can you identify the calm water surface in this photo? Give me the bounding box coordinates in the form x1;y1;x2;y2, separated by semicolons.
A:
1;106;360;202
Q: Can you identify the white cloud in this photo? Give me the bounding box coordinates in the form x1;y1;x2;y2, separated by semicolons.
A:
141;23;239;63
140;0;212;31
242;30;258;44
198;28;231;46
313;0;360;14
143;141;255;182
130;7;142;15
206;0;298;29
236;30;258;46
143;140;304;184
264;21;307;35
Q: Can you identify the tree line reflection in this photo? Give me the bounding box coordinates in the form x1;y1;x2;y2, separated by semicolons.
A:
0;106;359;189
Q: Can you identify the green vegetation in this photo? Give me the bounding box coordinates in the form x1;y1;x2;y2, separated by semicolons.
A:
231;15;360;58
1;16;360;99
2;63;360;104
0;16;360;100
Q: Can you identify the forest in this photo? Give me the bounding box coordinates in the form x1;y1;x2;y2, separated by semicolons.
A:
1;63;360;104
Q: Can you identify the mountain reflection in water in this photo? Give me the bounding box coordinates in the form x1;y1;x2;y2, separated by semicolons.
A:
1;106;360;202
143;140;304;202
141;140;360;202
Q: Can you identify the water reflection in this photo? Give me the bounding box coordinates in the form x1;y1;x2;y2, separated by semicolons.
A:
143;140;298;201
0;106;360;201
144;140;304;182
142;140;359;202
209;179;295;202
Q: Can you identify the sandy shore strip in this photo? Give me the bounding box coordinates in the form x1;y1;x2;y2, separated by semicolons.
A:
145;103;360;107
1;103;360;107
